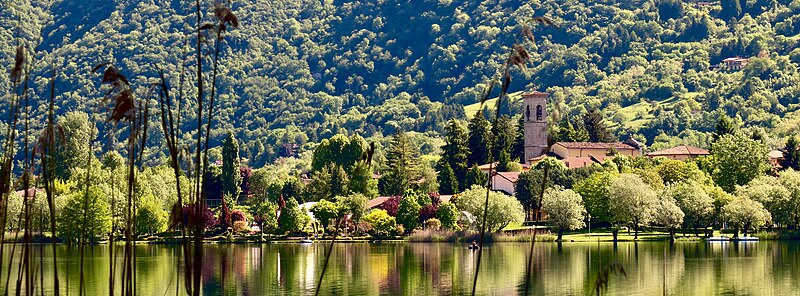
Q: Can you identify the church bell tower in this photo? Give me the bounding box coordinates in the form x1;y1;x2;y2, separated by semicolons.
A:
523;91;549;164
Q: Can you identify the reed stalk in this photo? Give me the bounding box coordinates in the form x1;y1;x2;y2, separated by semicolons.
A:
469;18;553;296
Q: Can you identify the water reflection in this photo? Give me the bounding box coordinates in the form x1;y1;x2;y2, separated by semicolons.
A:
2;241;800;295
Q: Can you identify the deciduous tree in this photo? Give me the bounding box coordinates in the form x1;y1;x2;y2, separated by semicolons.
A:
541;187;586;241
608;174;658;240
711;134;770;192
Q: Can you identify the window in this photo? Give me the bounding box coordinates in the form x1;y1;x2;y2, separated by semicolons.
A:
526;105;531;121
536;105;543;121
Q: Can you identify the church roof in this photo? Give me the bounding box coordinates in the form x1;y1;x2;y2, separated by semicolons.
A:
494;172;522;183
563;156;596;168
646;145;709;157
554;142;639;150
522;91;548;97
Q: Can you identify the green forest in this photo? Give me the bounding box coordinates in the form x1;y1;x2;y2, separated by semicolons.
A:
5;0;800;294
2;0;800;168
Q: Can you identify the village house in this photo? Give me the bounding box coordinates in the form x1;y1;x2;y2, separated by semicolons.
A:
769;150;785;170
721;57;749;70
645;145;709;160
490;172;521;195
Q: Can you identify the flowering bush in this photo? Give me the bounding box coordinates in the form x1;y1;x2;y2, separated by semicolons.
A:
378;196;401;216
231;210;246;222
418;204;438;223
171;203;217;231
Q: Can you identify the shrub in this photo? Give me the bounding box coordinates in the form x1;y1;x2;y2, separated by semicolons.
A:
311;199;339;228
172;203;217;231
278;198;310;235
436;202;459;230
233;221;250;233
419;204;438;223
231;210;246;222
397;191;422;233
251;201;278;234
378;195;401;216
424;218;441;230
363;209;396;237
394;225;405;236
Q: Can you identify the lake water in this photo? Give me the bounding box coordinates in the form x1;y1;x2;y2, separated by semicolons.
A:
1;241;799;295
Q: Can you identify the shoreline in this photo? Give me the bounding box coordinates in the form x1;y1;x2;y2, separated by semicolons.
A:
5;230;800;245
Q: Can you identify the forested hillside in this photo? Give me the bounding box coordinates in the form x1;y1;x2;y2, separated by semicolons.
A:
2;0;800;167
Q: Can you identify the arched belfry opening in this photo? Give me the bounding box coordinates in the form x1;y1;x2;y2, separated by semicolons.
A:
536;105;543;121
526;105;531;121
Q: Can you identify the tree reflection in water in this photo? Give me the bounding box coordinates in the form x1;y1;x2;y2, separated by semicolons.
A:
1;241;799;295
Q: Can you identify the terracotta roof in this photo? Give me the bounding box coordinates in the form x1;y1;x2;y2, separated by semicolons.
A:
478;162;498;170
368;196;391;209
554;142;638;150
563;157;596;168
522;91;548;97
769;150;785;159
480;162;531;171
646;145;709;157
494;172;521;183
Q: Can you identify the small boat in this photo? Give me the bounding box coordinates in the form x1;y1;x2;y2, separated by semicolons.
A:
706;236;731;242
300;238;314;244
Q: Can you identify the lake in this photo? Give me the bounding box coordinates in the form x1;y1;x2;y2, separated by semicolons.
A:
2;240;799;295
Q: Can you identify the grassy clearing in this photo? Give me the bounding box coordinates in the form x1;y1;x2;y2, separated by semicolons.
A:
463;91;524;119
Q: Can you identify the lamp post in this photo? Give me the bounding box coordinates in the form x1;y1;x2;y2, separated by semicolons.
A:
587;214;592;237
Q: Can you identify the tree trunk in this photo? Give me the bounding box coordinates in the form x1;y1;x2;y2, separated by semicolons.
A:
733;227;739;238
537;167;549;222
612;228;619;244
557;228;563;242
694;224;699;237
634;226;638;240
743;223;749;237
669;228;675;244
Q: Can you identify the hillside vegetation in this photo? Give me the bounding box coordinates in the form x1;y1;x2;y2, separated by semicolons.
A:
2;0;800;166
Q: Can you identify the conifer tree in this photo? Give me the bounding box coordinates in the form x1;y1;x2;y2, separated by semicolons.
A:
438;163;459;195
438;119;469;191
465;165;488;188
785;135;800;171
492;115;516;161
379;132;419;196
512;115;525;161
467;111;491;166
582;109;613;142
222;131;242;200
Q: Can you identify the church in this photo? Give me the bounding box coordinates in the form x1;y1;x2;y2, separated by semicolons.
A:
489;91;644;196
521;91;643;168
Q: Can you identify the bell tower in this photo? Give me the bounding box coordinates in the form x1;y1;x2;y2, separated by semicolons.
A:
523;91;549;163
